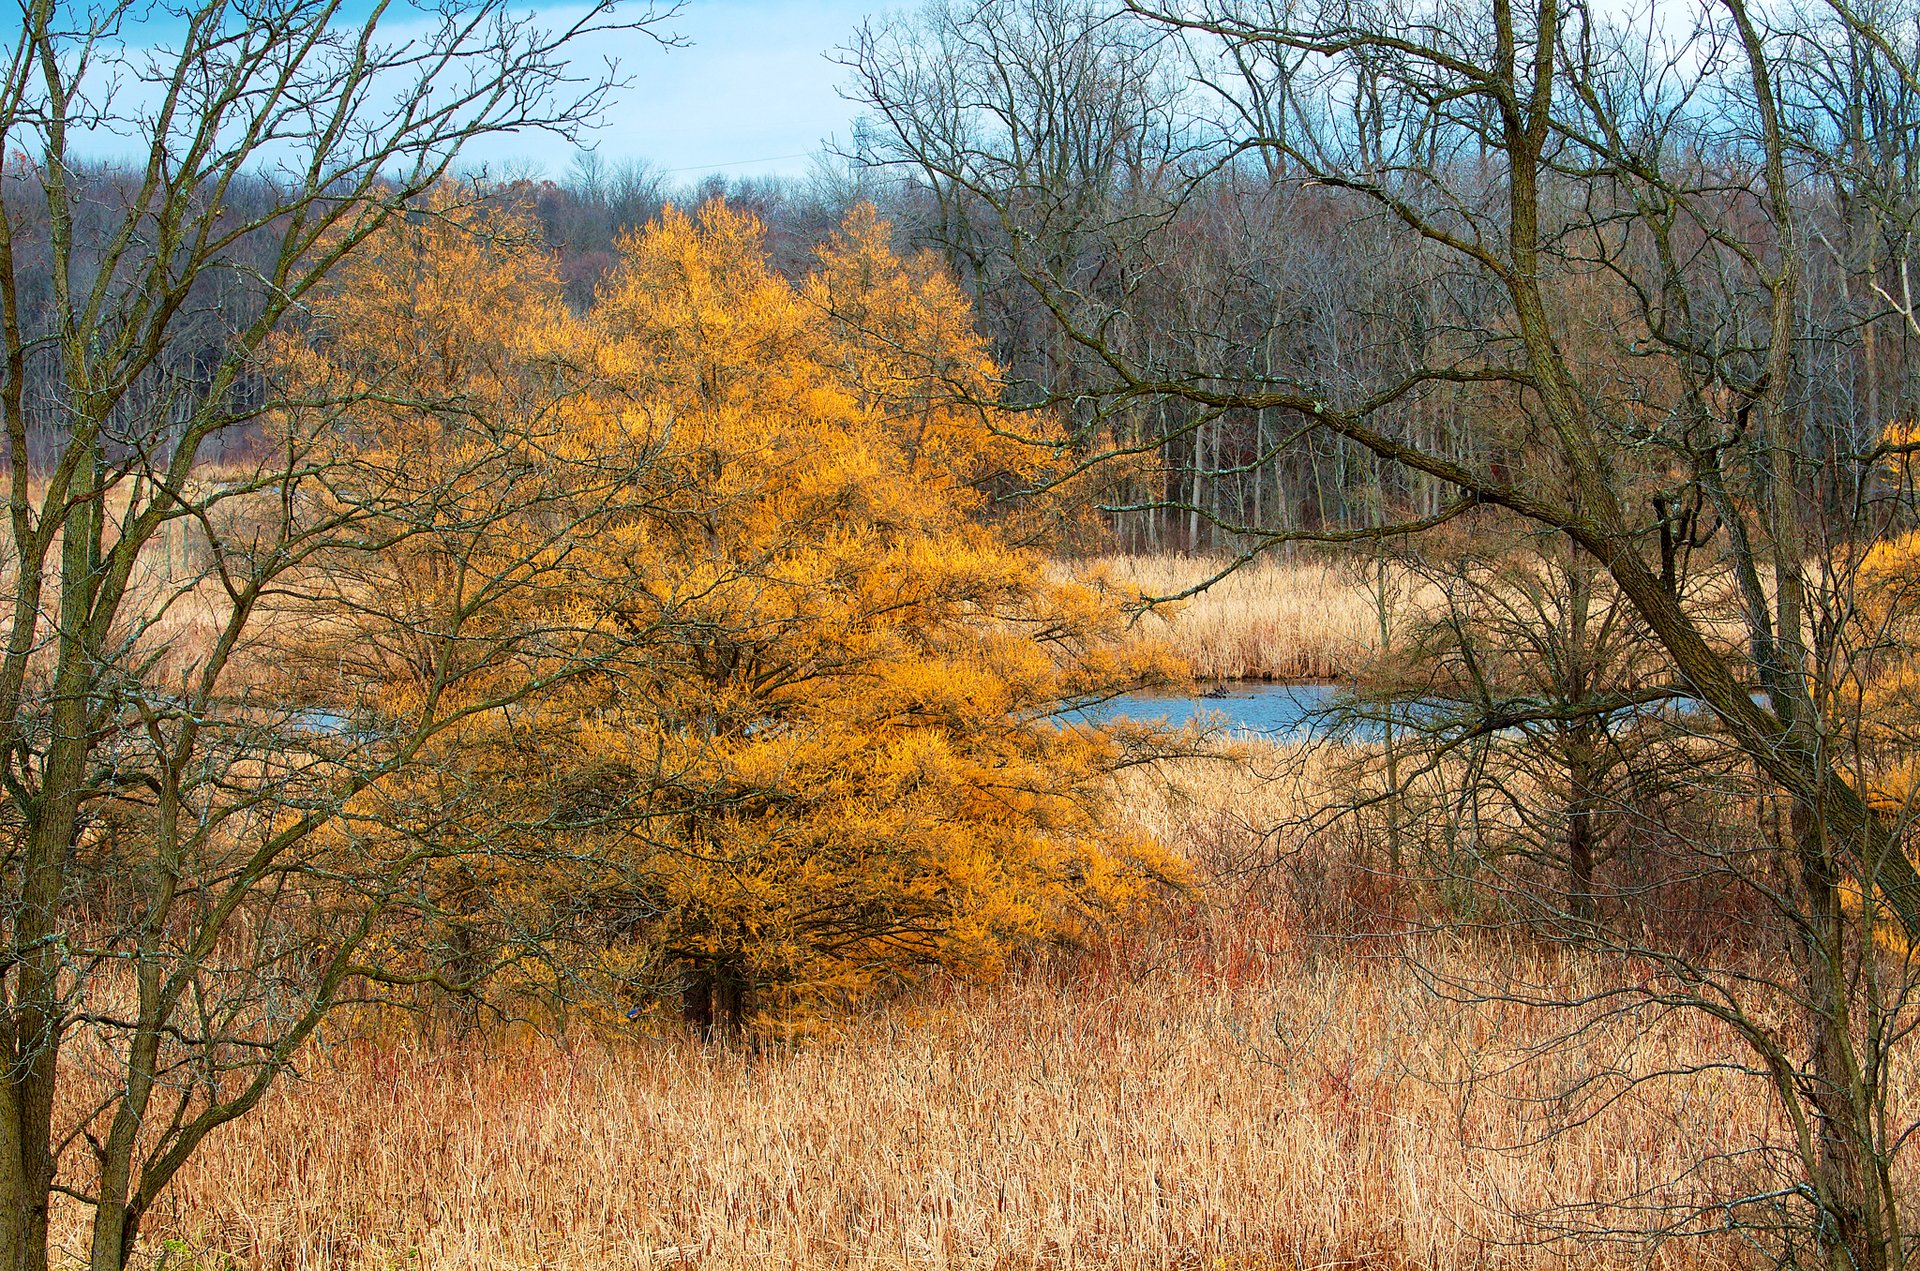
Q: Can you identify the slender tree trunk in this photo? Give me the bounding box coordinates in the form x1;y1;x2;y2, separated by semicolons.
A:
1207;418;1220;551
1565;741;1597;924
1565;549;1596;924
1374;553;1404;870
1187;424;1202;551
1253;409;1266;531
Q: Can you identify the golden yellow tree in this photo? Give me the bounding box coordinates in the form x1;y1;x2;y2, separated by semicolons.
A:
567;201;1180;1033
284;196;1181;1035
267;192;658;1022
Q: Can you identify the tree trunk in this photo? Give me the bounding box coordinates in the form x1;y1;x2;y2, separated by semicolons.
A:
0;1077;34;1271
682;961;747;1042
683;965;715;1040
1565;553;1597;925
1565;754;1596;925
1790;797;1900;1271
5;561;98;1271
1373;554;1404;870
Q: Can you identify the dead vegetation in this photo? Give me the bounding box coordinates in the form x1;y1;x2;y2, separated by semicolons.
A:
1088;553;1430;683
71;753;1831;1271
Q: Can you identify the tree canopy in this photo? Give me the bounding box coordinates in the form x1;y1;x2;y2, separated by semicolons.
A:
284;195;1184;1036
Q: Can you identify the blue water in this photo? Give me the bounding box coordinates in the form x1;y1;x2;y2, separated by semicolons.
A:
1091;681;1754;745
290;707;356;734
1093;682;1345;742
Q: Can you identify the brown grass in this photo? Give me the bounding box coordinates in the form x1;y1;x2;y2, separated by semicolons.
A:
66;755;1813;1271
0;471;283;689
115;961;1759;1271
1085;554;1432;682
1085;551;1770;686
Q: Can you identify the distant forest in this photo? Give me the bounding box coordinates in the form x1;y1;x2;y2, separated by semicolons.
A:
10;0;1920;559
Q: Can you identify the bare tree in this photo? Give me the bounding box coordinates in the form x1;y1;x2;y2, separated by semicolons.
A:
0;1;677;1267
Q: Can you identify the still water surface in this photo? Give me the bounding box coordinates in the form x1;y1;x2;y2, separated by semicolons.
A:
1095;681;1747;744
1096;682;1344;742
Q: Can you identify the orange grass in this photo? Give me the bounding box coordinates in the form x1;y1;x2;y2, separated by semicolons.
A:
63;758;1815;1271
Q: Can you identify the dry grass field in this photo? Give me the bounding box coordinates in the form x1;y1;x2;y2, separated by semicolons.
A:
16;529;1857;1271
75;756;1810;1271
0;471;281;687
1085;552;1767;688
1085;554;1431;683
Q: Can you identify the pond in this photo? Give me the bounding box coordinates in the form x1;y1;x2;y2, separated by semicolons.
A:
1092;681;1347;743
1088;681;1753;746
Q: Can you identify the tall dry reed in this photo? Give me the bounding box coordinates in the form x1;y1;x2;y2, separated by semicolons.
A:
68;758;1806;1271
102;953;1762;1271
1085;554;1431;682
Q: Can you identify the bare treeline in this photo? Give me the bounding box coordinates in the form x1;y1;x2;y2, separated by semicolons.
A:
841;0;1920;551
377;0;1920;553
15;1;1920;555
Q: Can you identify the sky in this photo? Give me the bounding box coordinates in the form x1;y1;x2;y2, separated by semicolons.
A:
465;0;893;180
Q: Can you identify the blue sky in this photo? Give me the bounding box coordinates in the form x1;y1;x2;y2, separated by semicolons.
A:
58;0;890;181
467;0;894;180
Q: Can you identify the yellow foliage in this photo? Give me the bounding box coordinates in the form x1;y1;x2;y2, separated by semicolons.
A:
805;203;1038;490
1858;528;1920;813
282;194;1184;1030
1854;420;1920;819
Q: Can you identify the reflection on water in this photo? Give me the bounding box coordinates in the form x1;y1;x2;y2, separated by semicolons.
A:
1093;682;1344;742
